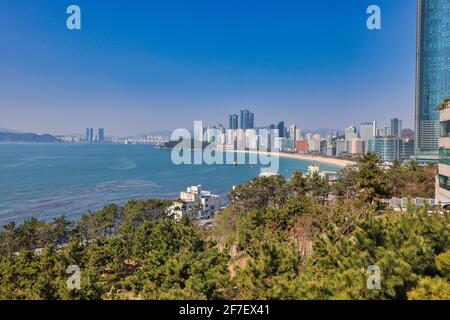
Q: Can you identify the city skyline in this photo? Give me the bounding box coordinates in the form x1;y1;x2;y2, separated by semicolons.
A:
174;111;414;164
0;111;413;139
1;1;449;304
0;1;417;136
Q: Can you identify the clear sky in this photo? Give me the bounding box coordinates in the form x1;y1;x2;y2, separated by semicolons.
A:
0;0;417;136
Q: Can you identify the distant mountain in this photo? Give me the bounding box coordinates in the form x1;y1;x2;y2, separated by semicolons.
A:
257;126;341;137
303;128;343;137
142;130;172;137
401;128;415;139
159;138;210;150
0;128;23;134
0;132;58;143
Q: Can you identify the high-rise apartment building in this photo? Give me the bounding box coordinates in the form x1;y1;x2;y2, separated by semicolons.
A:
86;128;94;143
415;0;450;162
320;140;328;156
277;121;286;138
368;137;401;162
248;112;254;130
308;134;321;152
346;139;363;155
296;140;309;154
344;126;357;141
437;101;450;202
368;137;414;163
295;128;302;143
400;138;415;162
360;121;377;153
336;139;346;156
378;127;391;137
98;128;105;143
288;124;297;140
390;118;402;138
239;109;254;130
229;114;238;130
360;122;376;141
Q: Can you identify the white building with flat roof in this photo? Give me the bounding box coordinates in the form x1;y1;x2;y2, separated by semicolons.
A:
360;121;377;153
437;104;450;203
245;129;258;150
170;185;220;220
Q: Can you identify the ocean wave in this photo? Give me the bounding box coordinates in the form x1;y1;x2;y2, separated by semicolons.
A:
110;157;138;170
0;179;162;225
2;155;68;169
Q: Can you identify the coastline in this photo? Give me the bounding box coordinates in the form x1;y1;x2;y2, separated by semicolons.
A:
162;144;355;168
276;152;355;168
232;149;355;168
0;144;356;225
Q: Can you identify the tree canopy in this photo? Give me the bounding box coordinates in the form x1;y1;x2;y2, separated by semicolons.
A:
0;155;447;300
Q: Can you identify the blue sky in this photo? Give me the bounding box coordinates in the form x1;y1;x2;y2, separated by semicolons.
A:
0;0;417;136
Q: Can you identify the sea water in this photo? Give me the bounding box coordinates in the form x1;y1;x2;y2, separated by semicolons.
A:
0;143;340;225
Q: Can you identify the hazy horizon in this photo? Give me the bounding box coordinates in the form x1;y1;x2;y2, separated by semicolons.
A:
1;1;417;136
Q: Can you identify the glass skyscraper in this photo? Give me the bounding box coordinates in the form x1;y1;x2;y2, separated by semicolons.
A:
390;118;402;138
368;137;401;162
248;112;254;129
228;114;238;130
86;128;94;143
239;109;254;130
415;0;450;162
277;121;285;138
98;128;105;143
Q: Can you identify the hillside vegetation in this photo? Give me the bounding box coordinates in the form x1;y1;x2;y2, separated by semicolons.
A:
0;154;447;300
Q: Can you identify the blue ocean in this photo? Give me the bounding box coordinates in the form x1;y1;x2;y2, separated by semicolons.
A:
0;143;340;225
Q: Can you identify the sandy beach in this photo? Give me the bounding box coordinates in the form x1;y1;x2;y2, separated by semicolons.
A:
233;150;355;168
167;145;355;168
276;152;355;168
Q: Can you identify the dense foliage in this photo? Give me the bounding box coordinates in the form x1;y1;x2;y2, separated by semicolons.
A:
0;154;447;300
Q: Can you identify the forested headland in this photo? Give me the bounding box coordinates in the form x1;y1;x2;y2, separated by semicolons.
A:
0;154;448;300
